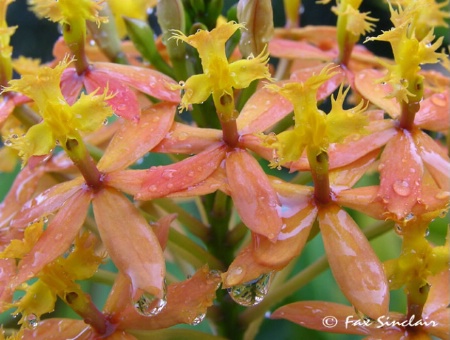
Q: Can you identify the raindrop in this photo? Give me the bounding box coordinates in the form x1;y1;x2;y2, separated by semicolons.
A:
190;312;206;325
404;213;415;223
394;224;403;235
102;118;108;126
42;216;49;224
425;228;430;237
25;313;39;329
89;39;96;46
134;286;167;317
11;134;18;139
4;139;12;146
393;180;411;197
227;272;272;307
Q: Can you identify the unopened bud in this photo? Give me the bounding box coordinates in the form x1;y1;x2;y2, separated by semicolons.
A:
237;0;274;58
157;0;186;60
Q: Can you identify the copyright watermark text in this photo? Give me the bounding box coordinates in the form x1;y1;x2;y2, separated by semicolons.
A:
321;315;438;329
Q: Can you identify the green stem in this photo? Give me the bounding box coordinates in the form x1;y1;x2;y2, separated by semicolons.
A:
91;269;117;286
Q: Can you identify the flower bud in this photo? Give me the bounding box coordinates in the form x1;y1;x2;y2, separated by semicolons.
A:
157;0;186;60
237;0;274;58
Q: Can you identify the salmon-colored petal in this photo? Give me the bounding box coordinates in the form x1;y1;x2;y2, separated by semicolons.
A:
354;69;400;118
226;149;283;241
0;95;16;125
268;39;333;61
0;258;15;310
135;144;226;200
104;170;146;196
377;130;424;220
60;68;84;105
273;26;337;45
336;186;386;220
271;301;370;335
9;178;84;230
14;189;91;286
221;245;272;288
415;92;449;132
239;134;276;162
98;103;177;172
319;204;389;319
153;122;222;154
117;265;221;330
330;149;380;190
414;130;450;190
423;269;450;318
92;188;165;298
23;318;91;340
252;200;317;268
237;83;293;134
84;68;140;121
92;63;180;103
0;165;45;229
152;214;177;250
291;120;397;171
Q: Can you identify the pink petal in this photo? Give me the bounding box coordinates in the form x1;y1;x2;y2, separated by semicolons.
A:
84;68;140;121
252;202;317;269
0;258;15;310
23;319;91;340
14;189;91;285
103;170;147;196
237;83;293;134
98;103;177;172
271;301;370;335
92;63;180;103
0;95;16;125
135;144;226;200
239;134;276;162
153;123;222;154
60;68;84;105
336;186;386;220
415;92;449;132
0;165;46;228
152;214;177;250
268;38;333;61
92;187;165;298
319;204;389;319
354;69;400;118
117;265;221;330
377;130;424;220
9;178;84;230
414;130;450;190
330;149;380;189
226;148;283;240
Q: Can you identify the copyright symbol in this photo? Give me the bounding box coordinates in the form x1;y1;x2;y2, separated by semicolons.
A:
322;316;338;328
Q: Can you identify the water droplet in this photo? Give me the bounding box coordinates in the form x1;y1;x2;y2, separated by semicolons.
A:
134;284;167;317
404;213;415;223
424;228;430;237
191;312;206;325
178;132;188;141
4;139;12;146
11;134;18;139
42;216;49;224
393;180;411;197
435;191;450;200
25;313;39;329
148;185;157;192
227;272;272;307
102;118;108;125
89;39;96;46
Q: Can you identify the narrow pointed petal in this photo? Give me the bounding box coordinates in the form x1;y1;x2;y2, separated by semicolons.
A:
14;189;91;285
0;96;15;125
377;130;424;220
153;123;222;154
9;178;84;230
414;130;450;190
268;39;333;61
118;265;221;330
337;186;386;219
104;169;147;196
354;69;400;118
253;201;317;269
330;149;380;189
271;301;370;335
152;214;177;250
60;68;84;105
136;144;226;200
92;63;180;103
414;92;449;132
0;165;45;228
93;188;165;298
0;258;15;309
237;84;293;134
319;204;389;319
23;319;91;340
84;69;140;121
226;149;283;241
98;103;177;172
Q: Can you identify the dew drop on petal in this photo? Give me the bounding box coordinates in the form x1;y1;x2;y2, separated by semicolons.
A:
4;139;12;146
227;272;272;307
394;224;403;235
25;313;39;329
102;118;108;126
393;180;411;197
190;312;206;325
133;285;168;317
425;228;430;237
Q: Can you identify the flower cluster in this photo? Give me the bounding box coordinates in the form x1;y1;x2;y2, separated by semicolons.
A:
0;0;448;339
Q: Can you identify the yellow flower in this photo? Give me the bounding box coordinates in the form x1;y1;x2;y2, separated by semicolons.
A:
108;0;157;38
0;0;17;85
265;65;368;166
170;21;271;116
1;58;114;164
